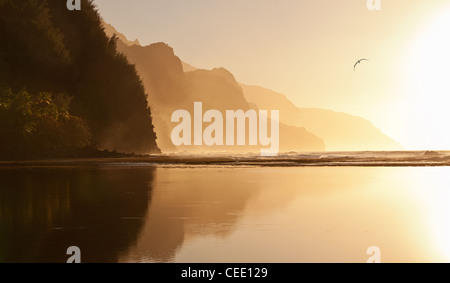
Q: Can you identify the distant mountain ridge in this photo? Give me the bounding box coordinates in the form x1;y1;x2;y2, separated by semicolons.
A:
111;39;324;152
103;21;141;46
103;22;401;152
240;84;402;151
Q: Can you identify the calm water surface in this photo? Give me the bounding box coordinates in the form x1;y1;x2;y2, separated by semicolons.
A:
0;165;449;263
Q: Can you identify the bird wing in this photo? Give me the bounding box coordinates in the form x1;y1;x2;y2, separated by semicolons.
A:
354;58;369;70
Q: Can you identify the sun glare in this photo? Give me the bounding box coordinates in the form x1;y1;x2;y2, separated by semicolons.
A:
416;167;450;262
406;5;450;149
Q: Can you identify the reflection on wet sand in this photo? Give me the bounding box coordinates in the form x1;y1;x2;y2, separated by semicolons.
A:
0;167;155;263
0;165;449;263
121;167;449;263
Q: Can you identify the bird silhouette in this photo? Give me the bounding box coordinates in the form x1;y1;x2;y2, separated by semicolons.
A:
354;58;369;70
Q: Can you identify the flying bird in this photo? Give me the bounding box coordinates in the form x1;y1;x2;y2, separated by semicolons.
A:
354;58;369;70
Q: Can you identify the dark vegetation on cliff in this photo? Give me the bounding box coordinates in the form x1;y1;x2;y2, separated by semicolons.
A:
0;0;159;159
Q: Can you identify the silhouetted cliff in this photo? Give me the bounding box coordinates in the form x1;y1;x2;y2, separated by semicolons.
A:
241;84;402;151
115;39;324;152
0;0;159;159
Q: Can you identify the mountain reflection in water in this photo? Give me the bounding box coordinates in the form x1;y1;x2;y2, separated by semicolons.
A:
0;165;449;263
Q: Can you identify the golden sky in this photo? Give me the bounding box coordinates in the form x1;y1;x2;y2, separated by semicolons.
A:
94;0;450;150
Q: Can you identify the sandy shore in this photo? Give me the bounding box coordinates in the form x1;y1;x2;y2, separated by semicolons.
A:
1;151;450;167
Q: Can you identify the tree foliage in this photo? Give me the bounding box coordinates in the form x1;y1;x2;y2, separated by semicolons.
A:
0;0;159;159
0;88;91;158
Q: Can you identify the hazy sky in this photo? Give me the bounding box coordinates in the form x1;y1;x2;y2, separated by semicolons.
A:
94;0;450;150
